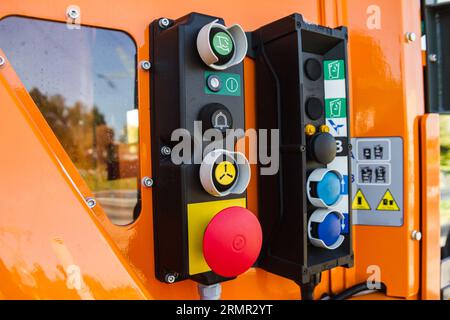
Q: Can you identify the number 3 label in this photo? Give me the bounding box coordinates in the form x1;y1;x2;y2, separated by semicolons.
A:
336;140;344;153
335;138;349;157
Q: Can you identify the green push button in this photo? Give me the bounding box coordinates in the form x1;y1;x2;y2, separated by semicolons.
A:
209;28;235;66
212;31;233;56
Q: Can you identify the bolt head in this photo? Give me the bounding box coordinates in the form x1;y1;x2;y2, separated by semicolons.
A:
67;8;80;20
161;146;172;156
405;32;416;43
165;274;176;284
85;197;96;209
159;18;170;29
142;177;154;188
0;56;5;67
412;230;422;241
140;60;151;71
429;54;438;63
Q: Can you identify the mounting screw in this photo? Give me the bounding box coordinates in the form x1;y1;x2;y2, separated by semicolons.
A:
161;146;172;157
67;7;80;20
140;60;151;71
142;177;154;188
429;54;438;63
158;18;171;29
405;32;416;43
85;197;97;209
0;56;5;67
411;230;422;241
165;273;177;284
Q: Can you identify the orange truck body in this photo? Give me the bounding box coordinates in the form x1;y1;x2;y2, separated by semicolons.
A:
0;0;441;299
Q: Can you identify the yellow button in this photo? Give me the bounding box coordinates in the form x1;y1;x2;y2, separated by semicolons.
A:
319;125;330;133
214;161;237;186
305;124;316;136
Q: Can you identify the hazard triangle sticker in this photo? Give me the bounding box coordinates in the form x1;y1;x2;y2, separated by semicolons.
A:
376;190;400;211
352;189;371;210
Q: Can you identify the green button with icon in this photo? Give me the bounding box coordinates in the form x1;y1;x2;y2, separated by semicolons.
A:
209;28;235;66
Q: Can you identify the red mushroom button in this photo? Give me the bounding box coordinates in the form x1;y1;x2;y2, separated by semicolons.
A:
203;207;263;278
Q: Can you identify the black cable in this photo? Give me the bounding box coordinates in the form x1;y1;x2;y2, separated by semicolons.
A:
331;282;387;300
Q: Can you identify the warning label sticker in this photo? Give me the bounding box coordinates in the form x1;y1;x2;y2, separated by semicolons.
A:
352;189;371;210
352;137;403;227
376;190;400;211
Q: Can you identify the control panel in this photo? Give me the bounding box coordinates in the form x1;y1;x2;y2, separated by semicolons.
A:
150;13;262;285
253;14;353;287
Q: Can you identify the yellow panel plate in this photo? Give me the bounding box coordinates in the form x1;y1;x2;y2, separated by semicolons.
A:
188;198;246;276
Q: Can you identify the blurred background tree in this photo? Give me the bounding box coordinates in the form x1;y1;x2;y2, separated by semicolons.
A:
441;116;450;171
29;87;137;193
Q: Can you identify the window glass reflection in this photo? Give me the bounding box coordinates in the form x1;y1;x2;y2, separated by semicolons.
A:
0;16;140;225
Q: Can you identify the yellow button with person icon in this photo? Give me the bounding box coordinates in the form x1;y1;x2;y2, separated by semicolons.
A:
214;161;237;187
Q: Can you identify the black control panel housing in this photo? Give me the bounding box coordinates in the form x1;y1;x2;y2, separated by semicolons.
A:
150;13;246;285
252;14;353;284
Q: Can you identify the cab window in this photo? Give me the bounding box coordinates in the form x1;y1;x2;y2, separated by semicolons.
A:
0;16;140;225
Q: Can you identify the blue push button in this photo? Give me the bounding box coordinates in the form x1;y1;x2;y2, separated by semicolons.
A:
308;209;346;250
316;171;342;206
317;212;342;247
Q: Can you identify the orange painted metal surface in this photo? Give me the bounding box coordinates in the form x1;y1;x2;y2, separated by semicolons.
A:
420;114;441;300
0;0;439;300
0;51;150;299
341;0;424;298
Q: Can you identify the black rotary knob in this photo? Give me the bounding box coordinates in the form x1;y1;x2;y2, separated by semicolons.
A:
310;133;337;165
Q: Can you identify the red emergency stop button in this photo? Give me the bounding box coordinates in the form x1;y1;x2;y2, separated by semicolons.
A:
203;207;262;278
